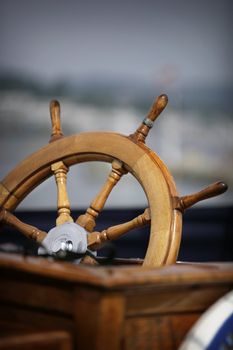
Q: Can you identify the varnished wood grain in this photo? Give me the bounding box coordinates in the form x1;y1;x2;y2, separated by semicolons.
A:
0;278;73;315
124;314;200;350
0;253;233;289
74;288;125;350
0;331;72;350
0;303;74;337
125;285;232;316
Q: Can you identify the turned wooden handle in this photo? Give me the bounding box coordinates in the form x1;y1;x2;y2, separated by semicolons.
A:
50;100;63;142
179;181;228;211
0;208;47;242
87;208;150;249
130;94;168;143
146;94;168;122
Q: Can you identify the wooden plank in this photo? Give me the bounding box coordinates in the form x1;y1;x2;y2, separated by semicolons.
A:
74;287;125;350
0;331;72;350
125;284;232;316
0;304;73;337
0;255;233;289
123;313;200;350
0;278;73;315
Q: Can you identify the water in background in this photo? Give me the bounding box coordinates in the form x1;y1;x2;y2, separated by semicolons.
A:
0;77;232;209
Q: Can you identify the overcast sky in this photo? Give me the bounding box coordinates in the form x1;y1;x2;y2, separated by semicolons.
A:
0;0;232;86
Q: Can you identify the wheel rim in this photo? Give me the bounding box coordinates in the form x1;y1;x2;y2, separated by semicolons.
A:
0;132;182;267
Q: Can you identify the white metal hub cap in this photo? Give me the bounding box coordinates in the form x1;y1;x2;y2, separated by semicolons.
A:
38;222;88;256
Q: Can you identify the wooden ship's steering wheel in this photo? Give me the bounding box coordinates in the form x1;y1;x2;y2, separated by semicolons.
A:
0;94;227;267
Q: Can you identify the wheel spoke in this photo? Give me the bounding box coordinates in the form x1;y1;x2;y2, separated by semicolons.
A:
0;208;47;242
76;160;127;231
87;208;151;250
51;161;73;225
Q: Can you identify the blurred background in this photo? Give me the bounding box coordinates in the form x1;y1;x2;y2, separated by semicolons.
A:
0;0;232;211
